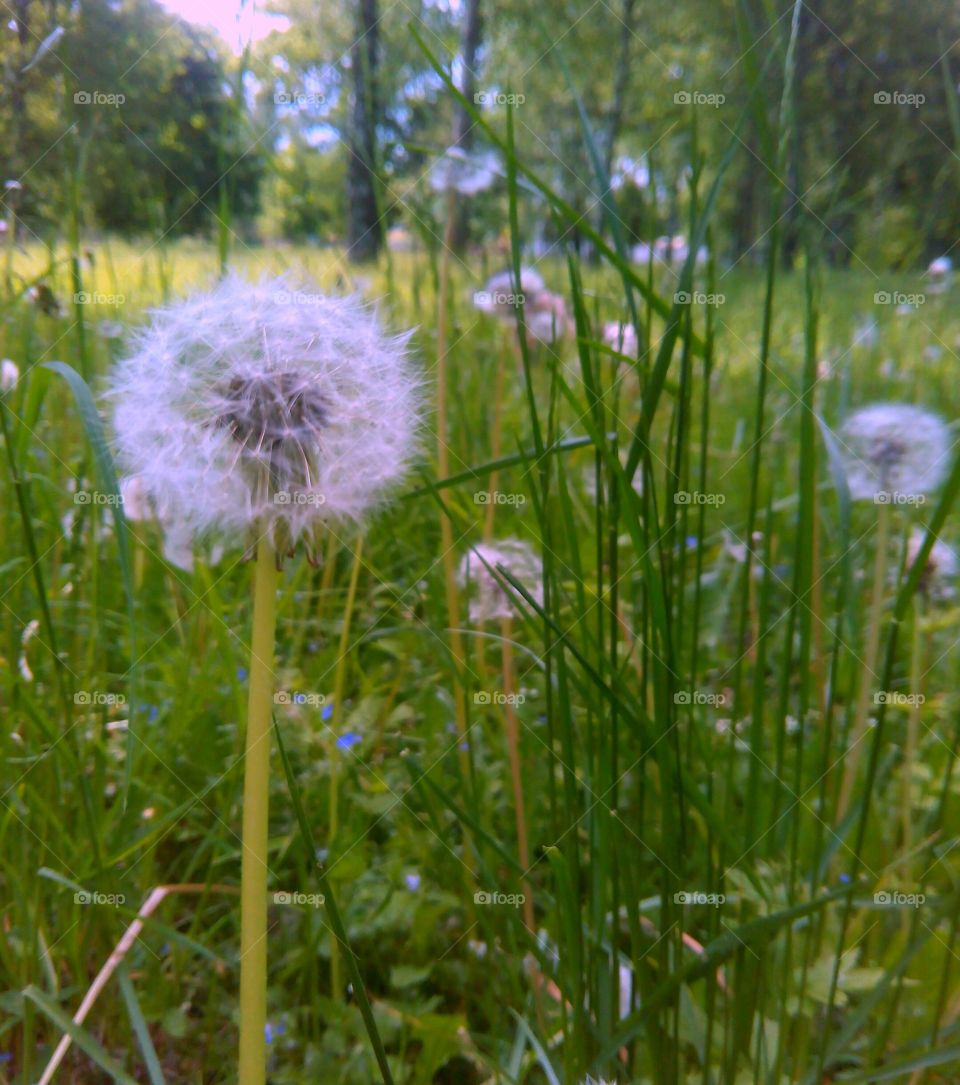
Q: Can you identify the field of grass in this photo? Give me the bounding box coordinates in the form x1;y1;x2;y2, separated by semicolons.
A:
3;232;960;1084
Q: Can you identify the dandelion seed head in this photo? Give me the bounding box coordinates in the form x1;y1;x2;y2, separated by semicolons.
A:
602;321;638;356
839;404;950;501
108;275;421;561
459;539;542;624
474;266;545;317
525;290;572;345
907;529;958;601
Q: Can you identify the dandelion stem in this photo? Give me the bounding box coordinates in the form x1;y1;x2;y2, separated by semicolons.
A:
838;500;891;820
483;336;508;543
436;191;474;794
902;594;924;865
328;534;363;1000
239;535;277;1085
501;616;535;930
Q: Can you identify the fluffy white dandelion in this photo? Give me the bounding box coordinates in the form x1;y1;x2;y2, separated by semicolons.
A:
459;539;542;624
839;404;951;502
428;145;500;196
108;274;421;562
907;528;958;601
525;290;573;345
474;266;546;317
1;358;19;392
602;321;638;356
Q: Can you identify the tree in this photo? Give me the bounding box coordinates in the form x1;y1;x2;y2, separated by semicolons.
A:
346;0;382;262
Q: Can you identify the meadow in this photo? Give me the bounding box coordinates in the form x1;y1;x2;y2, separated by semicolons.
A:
1;226;960;1085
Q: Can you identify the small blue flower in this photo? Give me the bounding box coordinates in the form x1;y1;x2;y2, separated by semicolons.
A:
322;703;333;721
839;873;851;884
336;732;361;750
404;872;421;892
686;535;698;549
237;667;248;681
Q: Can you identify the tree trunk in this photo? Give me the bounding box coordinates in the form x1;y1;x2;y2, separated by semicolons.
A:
346;0;382;263
603;0;636;183
450;0;483;251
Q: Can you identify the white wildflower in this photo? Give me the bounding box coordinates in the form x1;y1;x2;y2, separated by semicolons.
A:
1;358;19;392
107;274;421;562
839;404;950;502
459;539;542;624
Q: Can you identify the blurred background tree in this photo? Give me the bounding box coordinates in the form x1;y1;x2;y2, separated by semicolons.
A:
3;0;960;266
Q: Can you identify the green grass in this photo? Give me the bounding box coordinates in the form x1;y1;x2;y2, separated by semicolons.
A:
3;224;960;1085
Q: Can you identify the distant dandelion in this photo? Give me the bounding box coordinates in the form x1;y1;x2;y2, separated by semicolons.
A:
460;539;542;624
474;266;546;317
108;274;421;563
907;528;957;601
525;290;573;345
602;321;638;356
1;358;18;392
839;404;950;502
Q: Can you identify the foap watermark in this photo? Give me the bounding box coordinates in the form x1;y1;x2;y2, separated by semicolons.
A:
273;890;325;907
874;490;925;506
474;490;526;507
674;890;725;906
674;290;725;307
74;291;125;305
874;291;925;308
75;890;125;906
273;290;325;305
274;690;326;707
674;690;727;707
874;691;925;707
74;489;123;506
74;690;126;707
474;90;525;108
473;290;525;308
474;889;526;907
274;491;326;506
474;690;526;707
274;91;325;108
674;90;725;108
674;490;725;506
874;91;925;108
874;889;925;908
74;90;125;108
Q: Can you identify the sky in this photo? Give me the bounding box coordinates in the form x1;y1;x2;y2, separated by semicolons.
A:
159;0;290;53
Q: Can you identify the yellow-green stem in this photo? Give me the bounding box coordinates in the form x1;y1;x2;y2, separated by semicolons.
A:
436;191;471;784
501;617;535;931
838;501;891;821
483;339;508;543
327;535;363;999
239;535;278;1085
902;594;924;866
